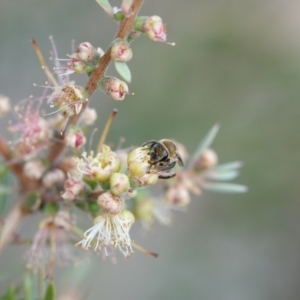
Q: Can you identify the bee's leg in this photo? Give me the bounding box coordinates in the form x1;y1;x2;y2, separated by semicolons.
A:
158;172;176;179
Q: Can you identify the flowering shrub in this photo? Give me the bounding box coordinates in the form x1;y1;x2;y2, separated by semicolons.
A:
0;0;246;298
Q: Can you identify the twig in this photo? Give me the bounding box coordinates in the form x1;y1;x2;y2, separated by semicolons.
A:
0;135;29;187
97;109;118;152
47;0;143;162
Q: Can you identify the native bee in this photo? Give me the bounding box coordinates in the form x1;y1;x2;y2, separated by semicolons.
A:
142;139;184;179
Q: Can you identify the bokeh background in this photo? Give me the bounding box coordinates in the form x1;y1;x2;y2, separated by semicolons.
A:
1;0;300;299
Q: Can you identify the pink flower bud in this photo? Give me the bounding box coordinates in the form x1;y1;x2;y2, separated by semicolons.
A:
194;148;218;170
134;16;167;43
99;77;129;101
97;191;123;215
23;159;45;180
42;168;65;188
77;42;96;61
164;184;191;208
144;16;167;42
67;56;86;74
111;38;133;62
61;175;85;201
64;127;86;149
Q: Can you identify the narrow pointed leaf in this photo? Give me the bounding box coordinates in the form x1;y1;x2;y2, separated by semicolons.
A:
95;0;114;17
23;273;33;300
188;124;220;169
44;281;55;300
204;170;240;181
213;161;244;171
1;286;17;300
202;182;248;193
114;62;132;83
0;186;10;195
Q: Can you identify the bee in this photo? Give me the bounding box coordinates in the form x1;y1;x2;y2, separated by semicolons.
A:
142;139;184;179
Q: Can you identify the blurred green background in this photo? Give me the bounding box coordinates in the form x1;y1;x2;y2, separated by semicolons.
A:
1;0;300;299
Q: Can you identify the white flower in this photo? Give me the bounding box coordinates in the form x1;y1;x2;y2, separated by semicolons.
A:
77;210;135;257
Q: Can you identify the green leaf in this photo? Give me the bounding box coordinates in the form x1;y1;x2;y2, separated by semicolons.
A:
23;272;33;300
202;182;248;193
95;0;114;17
0;186;10;195
88;201;101;216
213;161;243;171
114;62;132;83
23;192;40;212
43;203;59;215
0;285;17;300
188;124;220;169
194;124;220;156
43;281;55;300
84;178;98;191
75;202;88;212
204;169;240;181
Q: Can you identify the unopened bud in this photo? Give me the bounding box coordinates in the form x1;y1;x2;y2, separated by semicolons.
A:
194;148;218;170
67;56;86;74
61;175;85;201
119;210;135;227
0;95;11;117
42;168;65;188
98;77;129;101
77;42;96;61
23;159;45;180
64;127;86;149
97;191;123;214
110;173;130;196
134;16;167;43
111;38;132;62
164;184;190;208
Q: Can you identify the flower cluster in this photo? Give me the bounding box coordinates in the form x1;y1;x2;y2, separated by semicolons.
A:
0;0;247;284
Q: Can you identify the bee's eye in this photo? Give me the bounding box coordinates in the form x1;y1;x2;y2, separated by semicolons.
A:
150;152;159;160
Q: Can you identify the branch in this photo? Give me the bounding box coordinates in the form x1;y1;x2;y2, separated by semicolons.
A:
47;0;143;162
0;134;30;187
